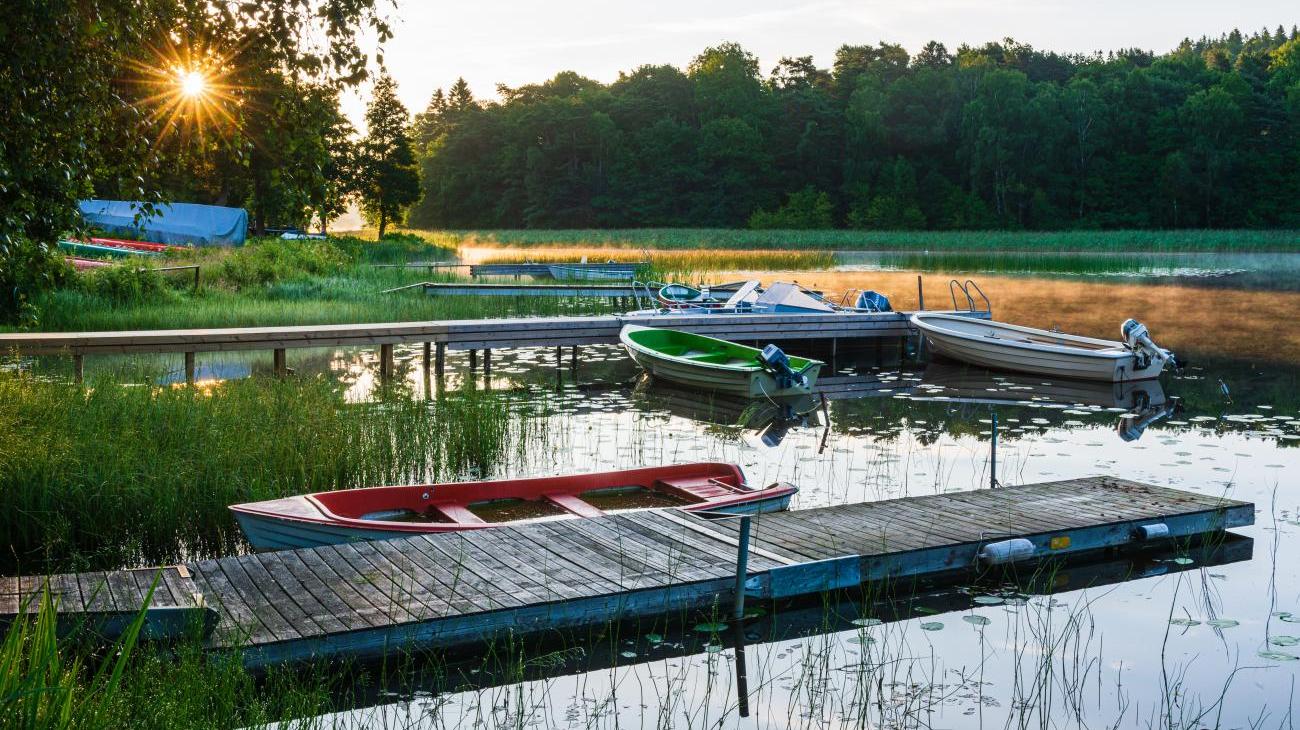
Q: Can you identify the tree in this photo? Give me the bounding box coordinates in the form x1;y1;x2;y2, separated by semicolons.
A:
1;0;387;322
359;74;420;238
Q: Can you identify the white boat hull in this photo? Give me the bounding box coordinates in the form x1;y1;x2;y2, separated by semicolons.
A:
911;313;1169;382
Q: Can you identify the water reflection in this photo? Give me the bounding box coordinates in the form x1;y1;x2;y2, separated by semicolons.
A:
307;535;1252;728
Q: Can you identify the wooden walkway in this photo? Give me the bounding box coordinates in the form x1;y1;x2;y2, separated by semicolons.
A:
0;310;971;358
422;282;641;298
0;477;1251;667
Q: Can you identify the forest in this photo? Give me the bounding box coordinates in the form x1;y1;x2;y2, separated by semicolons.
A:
408;28;1300;231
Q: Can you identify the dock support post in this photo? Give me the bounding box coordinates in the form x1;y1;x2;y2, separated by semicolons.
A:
732;516;752;621
184;352;196;384
990;411;999;488
469;349;478;371
273;348;287;377
555;346;562;369
435;343;446;375
917;275;924;311
732;623;751;717
72;354;84;384
422;342;431;372
571;345;578;370
380;344;394;382
483;349;492;376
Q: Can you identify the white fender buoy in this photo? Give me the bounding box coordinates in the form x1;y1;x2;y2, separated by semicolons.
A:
976;538;1036;565
1133;523;1170;540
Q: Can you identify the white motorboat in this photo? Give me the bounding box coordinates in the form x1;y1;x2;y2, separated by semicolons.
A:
910;313;1176;382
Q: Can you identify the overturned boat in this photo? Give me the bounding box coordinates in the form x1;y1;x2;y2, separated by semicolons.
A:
231;463;797;550
911;314;1176;382
633;281;891;316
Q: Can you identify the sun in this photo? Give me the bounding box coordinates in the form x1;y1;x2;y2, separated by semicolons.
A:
179;70;207;99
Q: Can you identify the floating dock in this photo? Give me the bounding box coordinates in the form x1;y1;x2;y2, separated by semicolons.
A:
422;282;641;298
0;477;1251;668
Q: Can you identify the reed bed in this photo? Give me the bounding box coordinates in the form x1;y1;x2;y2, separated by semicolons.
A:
417;228;1300;253
0;371;541;573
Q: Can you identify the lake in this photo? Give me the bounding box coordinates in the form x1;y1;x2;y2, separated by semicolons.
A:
28;249;1300;727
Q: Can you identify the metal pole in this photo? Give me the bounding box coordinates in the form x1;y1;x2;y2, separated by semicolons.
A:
732;516;752;621
990;411;998;489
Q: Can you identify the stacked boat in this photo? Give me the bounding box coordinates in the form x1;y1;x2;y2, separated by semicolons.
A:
635;280;892;316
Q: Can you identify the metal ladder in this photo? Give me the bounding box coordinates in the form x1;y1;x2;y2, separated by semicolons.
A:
948;279;991;314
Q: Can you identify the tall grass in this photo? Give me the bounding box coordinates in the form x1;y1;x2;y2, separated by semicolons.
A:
0;371;541;573
418;228;1300;252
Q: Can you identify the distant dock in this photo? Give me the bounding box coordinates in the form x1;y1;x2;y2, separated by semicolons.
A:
0;477;1252;668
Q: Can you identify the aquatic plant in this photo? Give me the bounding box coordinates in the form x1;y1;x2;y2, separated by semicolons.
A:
0;370;540;573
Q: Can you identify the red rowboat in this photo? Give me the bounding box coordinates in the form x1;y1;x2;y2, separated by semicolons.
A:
86;237;187;253
230;463;796;551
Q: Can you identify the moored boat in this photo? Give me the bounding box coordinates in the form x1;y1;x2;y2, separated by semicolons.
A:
911;313;1176;382
620;324;823;397
547;264;636;281
230;463;797;550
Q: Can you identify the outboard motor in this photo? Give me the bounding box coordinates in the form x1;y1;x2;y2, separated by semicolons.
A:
758;344;805;390
1121;319;1179;371
855;290;892;312
1117;396;1181;442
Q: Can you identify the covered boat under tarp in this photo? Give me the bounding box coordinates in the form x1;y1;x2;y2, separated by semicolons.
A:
79;199;248;246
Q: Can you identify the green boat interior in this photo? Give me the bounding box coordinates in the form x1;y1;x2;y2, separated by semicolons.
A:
625;327;819;370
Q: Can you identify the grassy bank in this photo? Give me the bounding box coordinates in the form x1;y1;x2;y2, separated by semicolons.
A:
417;228;1300;252
0;371;544;573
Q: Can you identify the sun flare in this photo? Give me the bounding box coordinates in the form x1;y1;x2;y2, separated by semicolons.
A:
179;70;207;98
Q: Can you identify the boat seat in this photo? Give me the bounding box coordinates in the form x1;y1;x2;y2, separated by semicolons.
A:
655;477;740;501
543;493;605;518
431;504;488;524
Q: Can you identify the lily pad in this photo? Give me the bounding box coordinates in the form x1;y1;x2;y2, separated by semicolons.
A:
620;650;637;659
1171;557;1195;566
693;622;727;633
703;643;724;654
963;615;991;627
847;634;876;645
1282;614;1300;624
851;617;883;627
645;633;664;644
1259;650;1300;661
920;621;944;631
1206;619;1239;629
973;595;1005;606
1269;636;1300;647
1170;618;1200;627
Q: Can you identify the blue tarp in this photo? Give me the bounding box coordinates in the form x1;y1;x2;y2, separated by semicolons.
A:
78;200;248;246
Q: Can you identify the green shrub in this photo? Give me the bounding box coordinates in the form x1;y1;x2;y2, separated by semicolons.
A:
0;238;73;325
215;239;353;289
78;265;171;305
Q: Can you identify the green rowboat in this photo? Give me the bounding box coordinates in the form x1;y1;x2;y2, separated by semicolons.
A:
620;324;823;398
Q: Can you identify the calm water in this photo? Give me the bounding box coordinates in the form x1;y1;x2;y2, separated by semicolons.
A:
41;252;1300;727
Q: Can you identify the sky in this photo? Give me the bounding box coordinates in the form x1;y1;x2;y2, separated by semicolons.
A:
340;0;1295;126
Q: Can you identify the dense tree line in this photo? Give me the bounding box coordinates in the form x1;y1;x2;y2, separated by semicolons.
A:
409;28;1300;230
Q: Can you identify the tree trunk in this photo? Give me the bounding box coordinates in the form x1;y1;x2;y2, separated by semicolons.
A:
378;201;387;239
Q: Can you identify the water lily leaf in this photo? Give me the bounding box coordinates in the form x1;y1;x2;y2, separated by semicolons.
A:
1269;636;1300;647
920;621;944;631
851;617;883;627
1206;619;1239;629
645;633;663;644
963;615;991;626
620;650;637;658
973;595;1004;605
693;622;727;633
704;643;724;654
1169;618;1200;626
1259;650;1299;661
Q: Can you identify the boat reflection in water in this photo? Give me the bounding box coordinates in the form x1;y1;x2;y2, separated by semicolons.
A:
312;533;1250;721
911;362;1177;441
630;376;825;448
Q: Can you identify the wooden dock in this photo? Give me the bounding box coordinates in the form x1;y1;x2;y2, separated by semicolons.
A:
0;477;1251;668
422;282;641;298
0;308;983;382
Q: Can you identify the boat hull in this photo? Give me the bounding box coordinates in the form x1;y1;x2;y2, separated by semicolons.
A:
912;313;1167;382
620;325;822;398
547;265;635;281
231;463;798;551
